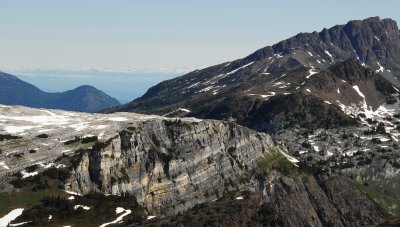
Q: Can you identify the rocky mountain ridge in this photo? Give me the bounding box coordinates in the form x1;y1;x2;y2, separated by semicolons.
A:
108;17;400;114
101;17;400;221
0;104;393;226
0;105;275;214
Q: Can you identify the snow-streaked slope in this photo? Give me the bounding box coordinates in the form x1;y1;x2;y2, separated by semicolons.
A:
0;105;202;175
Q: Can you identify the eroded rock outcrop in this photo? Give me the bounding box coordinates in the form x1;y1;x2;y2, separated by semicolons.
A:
68;119;274;215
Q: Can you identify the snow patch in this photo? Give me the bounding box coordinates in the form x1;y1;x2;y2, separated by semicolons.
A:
65;190;82;196
36;162;55;169
116;207;125;214
187;82;200;89
69;122;89;131
199;86;214;93
164;108;192;116
74;205;90;210
9;221;32;226
0;114;69;126
305;69;319;79
324;50;333;59
345;150;357;157
376;62;384;73
108;117;127;122
380;138;391;142
273;81;285;87
95;125;109;130
178;108;190;113
0;161;10;170
248;92;275;99
20;170;38;179
352;85;365;98
226;62;254;76
235;196;244;200
4;126;36;134
0;208;24;227
99;208;132;227
278;149;299;167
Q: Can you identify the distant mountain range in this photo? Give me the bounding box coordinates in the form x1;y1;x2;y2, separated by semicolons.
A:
0;71;120;112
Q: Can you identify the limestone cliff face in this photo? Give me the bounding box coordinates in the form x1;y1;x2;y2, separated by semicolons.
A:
68;119;274;215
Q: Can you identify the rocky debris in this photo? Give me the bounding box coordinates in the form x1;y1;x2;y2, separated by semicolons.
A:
262;174;389;226
323;177;389;225
144;191;266;227
143;174;390;227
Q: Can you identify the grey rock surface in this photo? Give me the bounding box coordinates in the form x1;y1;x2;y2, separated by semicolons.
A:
0;104;275;216
68;118;274;215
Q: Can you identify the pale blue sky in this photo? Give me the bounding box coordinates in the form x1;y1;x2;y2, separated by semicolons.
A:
0;0;399;101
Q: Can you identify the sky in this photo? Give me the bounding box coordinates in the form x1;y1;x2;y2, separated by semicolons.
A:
1;0;400;102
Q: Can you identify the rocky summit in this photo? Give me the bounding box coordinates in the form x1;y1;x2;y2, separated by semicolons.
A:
109;17;400;114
